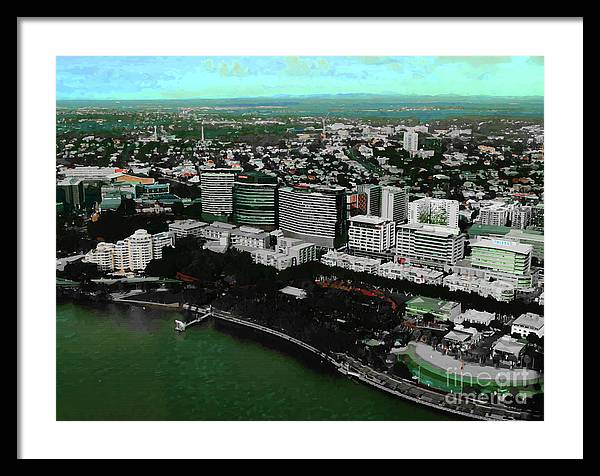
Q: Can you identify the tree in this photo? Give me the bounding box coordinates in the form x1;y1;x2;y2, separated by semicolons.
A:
62;260;102;282
116;197;136;216
422;313;435;325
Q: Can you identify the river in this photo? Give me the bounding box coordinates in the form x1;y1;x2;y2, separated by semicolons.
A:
57;301;458;420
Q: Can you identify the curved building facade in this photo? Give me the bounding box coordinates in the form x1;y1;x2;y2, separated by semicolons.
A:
278;185;348;249
232;172;278;227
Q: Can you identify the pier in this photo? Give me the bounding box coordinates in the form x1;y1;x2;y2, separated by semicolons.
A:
175;304;212;331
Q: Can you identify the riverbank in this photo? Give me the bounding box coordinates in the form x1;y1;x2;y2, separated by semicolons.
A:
57;300;456;421
205;306;539;421
57;294;540;420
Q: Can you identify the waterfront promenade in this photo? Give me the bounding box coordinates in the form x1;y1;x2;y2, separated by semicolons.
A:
186;305;539;421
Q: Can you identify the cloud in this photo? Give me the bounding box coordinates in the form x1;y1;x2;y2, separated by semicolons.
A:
527;57;544;66
283;57;332;76
218;61;249;77
434;56;513;67
355;56;397;65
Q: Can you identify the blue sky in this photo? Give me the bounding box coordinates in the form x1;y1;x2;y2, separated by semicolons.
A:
56;56;544;100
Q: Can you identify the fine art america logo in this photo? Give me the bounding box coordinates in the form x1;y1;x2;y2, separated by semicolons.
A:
434;366;533;406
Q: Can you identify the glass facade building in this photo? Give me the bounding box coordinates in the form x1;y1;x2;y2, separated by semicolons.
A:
232;172;278;227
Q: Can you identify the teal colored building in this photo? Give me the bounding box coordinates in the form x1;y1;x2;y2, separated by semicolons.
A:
232;171;278;227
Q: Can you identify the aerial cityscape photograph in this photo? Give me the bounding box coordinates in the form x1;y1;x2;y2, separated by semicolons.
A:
53;55;548;423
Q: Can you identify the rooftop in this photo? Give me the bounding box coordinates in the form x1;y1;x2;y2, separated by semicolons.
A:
471;237;533;255
399;223;461;236
279;286;308;299
349;215;389;225
169;219;208;230
512;312;544;330
406;295;460;313
493;336;526;355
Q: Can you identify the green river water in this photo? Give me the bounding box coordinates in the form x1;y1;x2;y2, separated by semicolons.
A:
57;301;457;421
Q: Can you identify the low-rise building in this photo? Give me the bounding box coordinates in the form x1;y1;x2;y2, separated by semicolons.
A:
443;273;516;302
279;286;308;299
511;312;544;338
230;226;270;249
376;261;444;285
203;222;238;241
455;309;496;326
168;219;209;239
405;296;461;322
492;336;526;364
443;325;481;349
250;238;317;271
321;250;382;274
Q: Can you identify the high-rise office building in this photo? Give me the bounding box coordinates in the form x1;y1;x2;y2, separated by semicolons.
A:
232;171;278;227
403;131;419;152
278;184;348;249
396;223;466;268
357;184;381;216
381;186;409;223
57;178;86;210
199;167;242;215
348;215;395;254
409;197;460;229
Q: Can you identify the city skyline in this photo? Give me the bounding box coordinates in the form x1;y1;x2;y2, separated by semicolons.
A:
56;56;544;100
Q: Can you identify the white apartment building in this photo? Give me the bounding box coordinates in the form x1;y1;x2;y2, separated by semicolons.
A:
510;205;533;229
511;312;544;338
276;236;304;254
380;186;409;223
85;229;174;272
403;131;419;152
287;242;318;267
321;250;382;274
230;226;270;249
348;215;395;254
409;197;460;228
478;202;511;227
396;223;466;268
251;249;290;270
168;219;208;239
151;231;175;260
114;240;130;271
127;229;154;271
203;222;238;241
250;240;317;270
200;168;241;215
87;242;116;271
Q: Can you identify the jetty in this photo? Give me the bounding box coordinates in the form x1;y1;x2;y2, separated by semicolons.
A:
175;304;212;331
